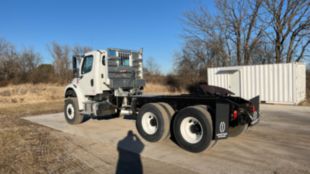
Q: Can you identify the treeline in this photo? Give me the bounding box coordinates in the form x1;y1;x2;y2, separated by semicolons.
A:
143;57;183;92
1;0;309;90
146;0;309;90
175;0;310;83
146;0;309;92
0;38;91;86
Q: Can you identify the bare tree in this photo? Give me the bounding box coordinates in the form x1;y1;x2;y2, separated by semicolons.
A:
48;42;71;83
216;0;265;65
0;38;15;57
183;6;232;66
0;38;94;85
143;57;166;83
18;48;41;82
174;47;204;84
178;0;309;76
181;0;266;68
30;64;55;83
144;57;160;75
0;38;19;85
174;0;267;86
72;45;92;56
0;39;43;84
264;0;310;62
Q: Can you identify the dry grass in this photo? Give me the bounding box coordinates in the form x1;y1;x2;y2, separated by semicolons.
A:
0;84;95;173
0;83;63;107
144;83;185;94
143;83;170;93
0;83;180;108
0;101;94;173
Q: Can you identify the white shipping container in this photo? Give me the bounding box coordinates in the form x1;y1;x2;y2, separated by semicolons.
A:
207;63;306;105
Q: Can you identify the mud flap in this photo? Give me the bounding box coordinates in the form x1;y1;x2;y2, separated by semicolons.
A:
249;96;260;125
250;96;260;113
214;103;229;139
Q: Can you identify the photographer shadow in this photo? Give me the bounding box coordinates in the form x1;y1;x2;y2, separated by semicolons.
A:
116;130;144;174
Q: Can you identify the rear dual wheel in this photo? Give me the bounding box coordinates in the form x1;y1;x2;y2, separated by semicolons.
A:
173;106;214;153
136;103;215;153
136;103;172;142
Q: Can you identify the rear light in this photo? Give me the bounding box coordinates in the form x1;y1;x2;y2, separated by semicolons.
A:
233;110;238;120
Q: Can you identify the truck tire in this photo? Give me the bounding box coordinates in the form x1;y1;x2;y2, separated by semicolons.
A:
195;105;218;150
158;102;175;140
136;103;170;142
64;97;84;124
158;102;175;117
228;124;248;137
173;105;213;153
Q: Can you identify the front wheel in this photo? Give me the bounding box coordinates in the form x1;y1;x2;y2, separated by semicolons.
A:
64;97;85;124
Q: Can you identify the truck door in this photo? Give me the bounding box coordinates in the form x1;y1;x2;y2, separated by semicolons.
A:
78;55;95;96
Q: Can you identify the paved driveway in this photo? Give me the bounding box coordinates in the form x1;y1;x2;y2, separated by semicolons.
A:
24;105;310;174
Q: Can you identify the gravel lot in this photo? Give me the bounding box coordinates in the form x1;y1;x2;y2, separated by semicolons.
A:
24;104;310;174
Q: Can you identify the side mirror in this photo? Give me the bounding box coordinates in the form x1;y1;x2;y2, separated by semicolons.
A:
72;56;79;78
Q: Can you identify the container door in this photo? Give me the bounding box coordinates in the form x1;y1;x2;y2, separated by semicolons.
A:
295;64;306;103
229;71;240;96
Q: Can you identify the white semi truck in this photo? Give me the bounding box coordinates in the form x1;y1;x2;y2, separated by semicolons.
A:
64;48;260;152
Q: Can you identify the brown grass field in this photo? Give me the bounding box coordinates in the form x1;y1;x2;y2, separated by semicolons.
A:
0;83;172;106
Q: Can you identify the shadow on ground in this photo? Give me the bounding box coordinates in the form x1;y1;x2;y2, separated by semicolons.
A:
116;130;144;174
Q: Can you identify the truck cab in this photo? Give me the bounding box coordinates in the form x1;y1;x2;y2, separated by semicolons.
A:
64;48;145;117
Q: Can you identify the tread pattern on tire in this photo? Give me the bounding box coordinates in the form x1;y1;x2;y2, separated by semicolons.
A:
195;105;217;150
136;103;170;142
158;102;175;140
173;105;213;153
64;97;84;124
158;102;175;117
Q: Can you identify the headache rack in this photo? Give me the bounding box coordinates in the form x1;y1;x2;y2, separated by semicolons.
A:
107;48;145;89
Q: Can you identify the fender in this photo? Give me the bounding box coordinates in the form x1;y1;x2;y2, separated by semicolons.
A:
64;83;87;110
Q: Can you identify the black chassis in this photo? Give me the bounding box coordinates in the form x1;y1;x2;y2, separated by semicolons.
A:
130;94;260;140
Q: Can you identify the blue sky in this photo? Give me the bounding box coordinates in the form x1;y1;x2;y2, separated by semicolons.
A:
0;0;214;73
